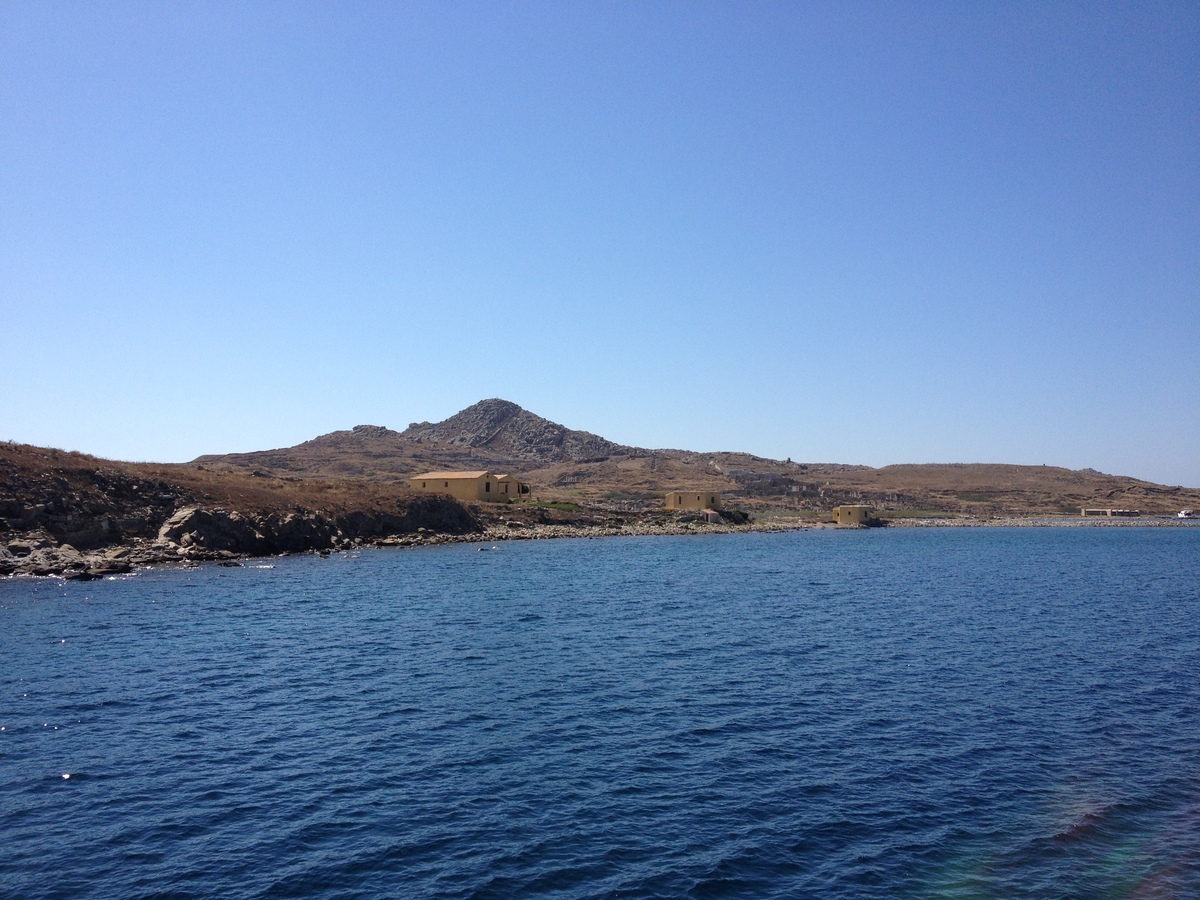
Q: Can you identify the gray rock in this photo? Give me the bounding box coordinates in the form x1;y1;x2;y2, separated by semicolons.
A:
158;507;269;555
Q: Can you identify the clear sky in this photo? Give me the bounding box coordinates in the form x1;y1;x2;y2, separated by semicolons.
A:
2;2;1197;486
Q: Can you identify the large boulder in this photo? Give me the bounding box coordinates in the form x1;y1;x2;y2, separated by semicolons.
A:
157;507;270;555
20;544;84;576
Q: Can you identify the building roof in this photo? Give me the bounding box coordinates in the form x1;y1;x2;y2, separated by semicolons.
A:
411;471;490;480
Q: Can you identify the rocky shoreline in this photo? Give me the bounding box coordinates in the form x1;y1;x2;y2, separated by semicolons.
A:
0;512;781;579
2;508;1192;580
5;434;1195;581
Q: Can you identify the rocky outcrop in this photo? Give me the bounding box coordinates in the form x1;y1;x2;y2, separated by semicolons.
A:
269;512;344;552
401;399;629;463
3;531;134;579
335;496;481;541
151;499;480;561
0;454;189;548
157;507;274;555
156;507;344;556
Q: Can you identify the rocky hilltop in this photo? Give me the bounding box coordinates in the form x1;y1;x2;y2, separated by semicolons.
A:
192;399;630;477
401;399;628;462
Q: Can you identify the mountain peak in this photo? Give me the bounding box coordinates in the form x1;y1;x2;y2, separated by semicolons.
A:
402;399;627;462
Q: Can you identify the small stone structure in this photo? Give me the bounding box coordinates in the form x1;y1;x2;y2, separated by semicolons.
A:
833;504;874;526
1080;508;1141;517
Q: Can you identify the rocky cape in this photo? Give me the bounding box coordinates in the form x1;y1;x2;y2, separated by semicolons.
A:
0;442;483;578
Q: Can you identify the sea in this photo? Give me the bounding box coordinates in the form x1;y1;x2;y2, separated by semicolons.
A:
2;527;1198;899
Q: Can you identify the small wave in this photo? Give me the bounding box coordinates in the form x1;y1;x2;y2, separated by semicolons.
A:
1008;800;1134;866
1048;804;1126;845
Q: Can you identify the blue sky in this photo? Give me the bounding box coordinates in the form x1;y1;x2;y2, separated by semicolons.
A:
2;2;1197;486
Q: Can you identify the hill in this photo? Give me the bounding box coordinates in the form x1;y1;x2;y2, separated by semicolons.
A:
193;399;1200;517
192;399;630;478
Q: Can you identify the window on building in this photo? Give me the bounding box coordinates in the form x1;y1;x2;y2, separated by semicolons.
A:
486;482;491;492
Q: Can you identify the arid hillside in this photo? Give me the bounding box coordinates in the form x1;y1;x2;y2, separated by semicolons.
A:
192;399;1200;516
0;442;488;551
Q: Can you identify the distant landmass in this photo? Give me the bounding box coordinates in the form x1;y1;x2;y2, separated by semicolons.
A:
3;398;1198;577
196;398;1194;516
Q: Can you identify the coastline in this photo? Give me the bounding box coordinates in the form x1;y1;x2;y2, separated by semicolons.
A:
3;514;1194;581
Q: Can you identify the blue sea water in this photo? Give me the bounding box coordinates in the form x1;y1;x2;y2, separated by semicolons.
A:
2;527;1199;899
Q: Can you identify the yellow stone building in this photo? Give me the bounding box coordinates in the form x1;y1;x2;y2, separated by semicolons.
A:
833;504;874;525
410;471;525;503
665;491;723;511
